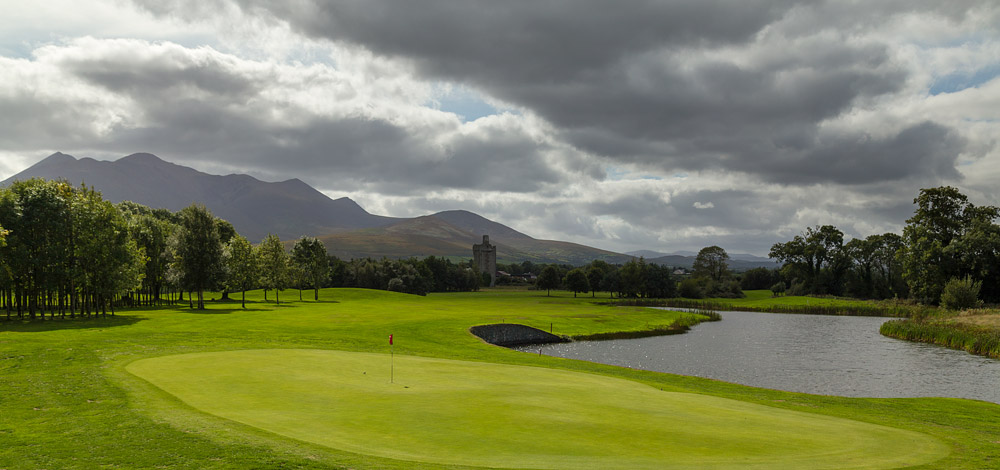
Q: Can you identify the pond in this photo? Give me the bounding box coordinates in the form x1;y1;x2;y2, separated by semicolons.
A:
513;310;1000;404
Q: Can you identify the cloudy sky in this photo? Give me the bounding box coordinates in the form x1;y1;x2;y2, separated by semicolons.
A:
2;1;998;256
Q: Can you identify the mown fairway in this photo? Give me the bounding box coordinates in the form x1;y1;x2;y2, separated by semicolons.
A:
2;289;999;469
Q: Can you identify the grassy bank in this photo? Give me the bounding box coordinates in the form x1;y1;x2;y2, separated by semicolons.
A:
610;290;923;317
881;309;1000;359
1;288;998;469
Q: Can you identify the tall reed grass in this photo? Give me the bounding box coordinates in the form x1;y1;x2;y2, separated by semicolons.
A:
607;298;917;317
880;319;1000;359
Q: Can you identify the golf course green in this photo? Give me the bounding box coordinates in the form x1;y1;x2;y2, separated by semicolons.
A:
4;288;998;469
127;349;946;469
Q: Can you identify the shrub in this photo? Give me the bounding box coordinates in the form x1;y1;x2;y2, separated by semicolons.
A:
787;280;808;296
720;279;744;298
770;282;786;297
678;278;704;299
940;276;982;310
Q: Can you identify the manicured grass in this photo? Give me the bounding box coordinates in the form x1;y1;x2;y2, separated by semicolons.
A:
2;288;999;469
127;349;946;470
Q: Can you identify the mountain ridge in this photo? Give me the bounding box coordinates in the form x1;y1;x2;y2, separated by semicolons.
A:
2;152;398;242
3;152;636;265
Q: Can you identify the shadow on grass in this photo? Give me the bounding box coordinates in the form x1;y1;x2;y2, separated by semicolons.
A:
0;314;144;332
187;307;269;314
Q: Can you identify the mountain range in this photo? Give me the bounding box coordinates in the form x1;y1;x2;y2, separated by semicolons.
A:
3;152;778;269
2;153;633;265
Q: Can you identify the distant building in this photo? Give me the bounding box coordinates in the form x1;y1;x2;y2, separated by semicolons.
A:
473;235;497;287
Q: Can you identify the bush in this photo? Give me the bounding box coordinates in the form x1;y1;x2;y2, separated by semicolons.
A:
770;282;786;297
940;276;982;310
741;267;777;290
787;280;808;296
678;278;704;299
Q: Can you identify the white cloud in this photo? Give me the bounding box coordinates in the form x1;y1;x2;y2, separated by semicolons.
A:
2;1;999;257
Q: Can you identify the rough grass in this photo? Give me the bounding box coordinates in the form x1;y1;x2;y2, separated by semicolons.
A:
881;308;1000;359
611;290;921;316
2;288;999;469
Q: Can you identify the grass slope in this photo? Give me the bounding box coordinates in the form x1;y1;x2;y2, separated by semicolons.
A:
127;349;945;470
2;288;998;469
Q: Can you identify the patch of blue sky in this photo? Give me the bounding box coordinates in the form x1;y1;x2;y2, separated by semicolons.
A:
605;166;665;181
929;63;1000;95
428;84;501;122
605;166;629;181
0;42;34;59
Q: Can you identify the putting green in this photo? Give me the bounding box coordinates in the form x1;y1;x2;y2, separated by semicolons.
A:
127;349;947;469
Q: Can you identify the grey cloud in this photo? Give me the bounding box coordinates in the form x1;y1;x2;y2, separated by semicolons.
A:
114;107;565;195
749;122;964;185
242;0;794;82
6;39;573;196
0;91;109;151
65;52;259;99
133;0;985;186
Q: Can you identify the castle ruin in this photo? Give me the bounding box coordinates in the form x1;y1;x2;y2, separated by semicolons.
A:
473;235;497;287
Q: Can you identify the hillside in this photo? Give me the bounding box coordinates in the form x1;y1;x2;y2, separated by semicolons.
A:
319;214;631;265
2;152;398;241
3;152;632;265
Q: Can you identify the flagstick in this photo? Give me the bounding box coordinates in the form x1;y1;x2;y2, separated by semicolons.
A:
390;342;394;384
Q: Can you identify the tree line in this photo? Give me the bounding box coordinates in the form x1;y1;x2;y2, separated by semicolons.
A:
0;179;145;318
769;186;1000;306
512;251;743;299
0;179;334;318
325;256;484;295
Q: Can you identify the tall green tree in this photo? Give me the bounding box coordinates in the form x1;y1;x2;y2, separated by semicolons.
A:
692;246;731;282
951;217;1000;302
174;204;224;310
258;234;289;304
8;179;72;317
599;269;621;298
900;186;999;303
740;267;778;291
74;186;145;315
645;263;676;298
223;235;259;308
619;257;648;298
127;214;174;305
769;225;846;295
563;268;590;298
536;266;561;296
845;233;906;299
586;263;608;298
291;236;330;301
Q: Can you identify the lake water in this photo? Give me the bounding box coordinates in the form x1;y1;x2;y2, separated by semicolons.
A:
513;310;1000;404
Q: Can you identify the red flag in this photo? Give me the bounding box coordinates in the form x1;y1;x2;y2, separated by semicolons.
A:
389;334;393;345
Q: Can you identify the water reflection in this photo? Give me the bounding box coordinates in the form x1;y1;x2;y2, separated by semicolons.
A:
514;310;1000;403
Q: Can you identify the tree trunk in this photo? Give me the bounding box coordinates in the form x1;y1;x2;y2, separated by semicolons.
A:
241;289;246;309
197;289;204;310
314;287;319;301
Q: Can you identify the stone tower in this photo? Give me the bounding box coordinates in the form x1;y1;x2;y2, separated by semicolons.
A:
473;235;497;287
